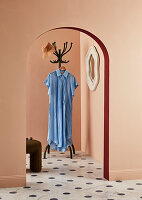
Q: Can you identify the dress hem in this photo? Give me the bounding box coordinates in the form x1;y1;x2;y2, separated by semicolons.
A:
47;138;73;152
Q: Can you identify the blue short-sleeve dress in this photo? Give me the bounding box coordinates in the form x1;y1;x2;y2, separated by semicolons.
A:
44;69;78;152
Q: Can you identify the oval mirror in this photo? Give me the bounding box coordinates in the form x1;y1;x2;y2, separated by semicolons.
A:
86;46;100;91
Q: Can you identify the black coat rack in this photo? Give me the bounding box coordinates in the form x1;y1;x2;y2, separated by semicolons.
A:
43;41;75;159
50;41;73;68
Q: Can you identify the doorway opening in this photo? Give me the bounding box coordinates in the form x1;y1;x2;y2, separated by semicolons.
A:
26;27;109;180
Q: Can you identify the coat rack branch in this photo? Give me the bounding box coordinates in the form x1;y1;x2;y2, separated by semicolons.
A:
50;41;73;68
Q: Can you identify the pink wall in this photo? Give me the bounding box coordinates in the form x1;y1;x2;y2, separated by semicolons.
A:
80;33;104;163
27;29;81;152
1;0;142;187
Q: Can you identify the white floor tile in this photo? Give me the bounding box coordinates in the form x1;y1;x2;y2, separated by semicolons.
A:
0;151;142;200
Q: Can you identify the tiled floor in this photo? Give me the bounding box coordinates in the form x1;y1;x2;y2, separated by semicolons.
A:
1;151;142;200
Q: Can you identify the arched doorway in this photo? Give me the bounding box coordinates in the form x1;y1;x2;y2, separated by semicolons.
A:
36;26;109;180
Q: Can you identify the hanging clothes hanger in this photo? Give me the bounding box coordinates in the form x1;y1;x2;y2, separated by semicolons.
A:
60;65;66;70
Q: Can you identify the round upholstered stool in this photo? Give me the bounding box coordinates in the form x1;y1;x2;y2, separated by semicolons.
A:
26;138;42;172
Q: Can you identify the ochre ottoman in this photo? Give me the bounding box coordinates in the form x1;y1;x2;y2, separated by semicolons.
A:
26;138;42;172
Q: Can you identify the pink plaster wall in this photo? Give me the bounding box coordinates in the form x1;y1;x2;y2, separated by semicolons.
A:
1;0;142;187
80;33;104;163
26;29;81;152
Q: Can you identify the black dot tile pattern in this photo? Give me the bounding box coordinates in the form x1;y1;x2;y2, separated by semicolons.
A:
75;187;82;189
116;180;122;182
55;184;63;187
59;173;66;175
106;185;113;187
50;198;58;200
36;181;43;184
117;193;125;196
9;192;17;194
136;183;142;185
43;189;50;192
48;177;55;179
63;192;70;195
67;179;74;182
25;152;142;200
63;164;68;166
66;156;70;158
86;182;93;185
96;178;102;180
29;195;37;197
84;195;92;198
127;188;134;190
107;199;114;200
23;186;31;189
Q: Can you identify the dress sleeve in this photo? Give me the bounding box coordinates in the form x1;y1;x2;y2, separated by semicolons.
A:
44;73;50;88
43;73;50;94
71;76;79;96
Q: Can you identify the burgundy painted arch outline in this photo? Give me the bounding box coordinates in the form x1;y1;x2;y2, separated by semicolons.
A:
38;27;109;180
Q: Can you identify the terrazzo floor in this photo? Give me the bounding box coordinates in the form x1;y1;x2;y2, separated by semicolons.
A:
0;151;142;200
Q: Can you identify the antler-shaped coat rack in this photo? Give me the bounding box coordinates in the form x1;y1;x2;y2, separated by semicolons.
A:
50;41;73;68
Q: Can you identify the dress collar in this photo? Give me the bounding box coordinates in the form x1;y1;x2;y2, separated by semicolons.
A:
56;69;69;78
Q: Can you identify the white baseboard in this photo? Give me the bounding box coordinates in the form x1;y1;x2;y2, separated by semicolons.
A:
0;175;26;188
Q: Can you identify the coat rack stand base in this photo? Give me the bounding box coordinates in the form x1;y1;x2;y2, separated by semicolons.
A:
43;144;75;159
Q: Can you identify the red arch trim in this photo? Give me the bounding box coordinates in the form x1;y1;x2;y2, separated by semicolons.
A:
39;27;109;180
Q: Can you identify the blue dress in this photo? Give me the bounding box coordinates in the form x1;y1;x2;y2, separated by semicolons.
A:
44;69;78;152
